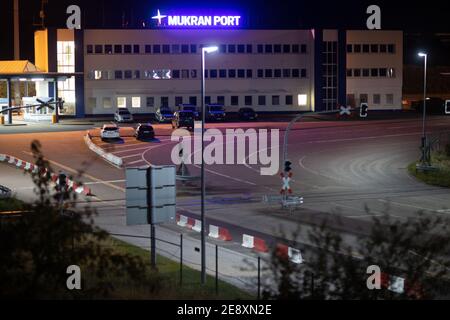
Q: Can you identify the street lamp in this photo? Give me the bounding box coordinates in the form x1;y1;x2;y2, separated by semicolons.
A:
418;52;428;165
200;45;218;285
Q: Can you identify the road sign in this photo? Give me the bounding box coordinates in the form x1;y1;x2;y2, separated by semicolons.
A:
360;103;369;118
280;175;292;194
339;105;352;116
445;100;450;115
126;165;176;225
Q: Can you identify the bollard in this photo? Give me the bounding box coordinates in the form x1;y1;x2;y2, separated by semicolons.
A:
0;115;4;125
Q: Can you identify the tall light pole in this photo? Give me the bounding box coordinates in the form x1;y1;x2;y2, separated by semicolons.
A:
200;45;218;285
418;52;428;165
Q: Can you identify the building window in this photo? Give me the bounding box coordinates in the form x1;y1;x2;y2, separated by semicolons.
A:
94;45;103;54
362;44;370;53
301;69;307;78
274;44;282;53
117;96;126;108
114;70;123;79
257;44;263;53
388;44;395;53
258;95;266;106
359;94;368;104
172;70;180;79
286;95;293;105
114;45;122;54
292;69;300;78
354;69;361;77
88;97;96;109
217;96;225;105
160;97;169;108
124;70;132;79
274;69;281;78
124;45;132;54
354;44;361;53
228;69;236;78
264;44;273;53
205;96;211;105
210;69;218;78
153;45;161;53
300;44;307;53
219;44;226;53
283;44;291;53
265;69;273;78
237;69;245;78
346;69;353;77
171;44;180;54
371;68;379;77
189;96;197;105
219;69;227;78
386;94;394;105
133;70;140;79
228;44;236;53
231;96;239;106
162;45;170;53
362;69;370;77
292;44;299;53
87;45;93;54
145;45;152;53
283;69;291;78
257;69;264;78
175;96;183;106
347;44;353;53
181;69;189;79
105;45;113;54
298;94;307;106
191;70;197;78
373;94;381;104
379;68;387;77
246;44;252;53
146;97;154;107
272;95;280;105
371;44;379;53
245;96;252;106
133;44;140;54
237;44;245;53
246;69;253;78
103;97;112;109
380;44;387;53
181;44;189;53
190;44;197;53
132;97;141;108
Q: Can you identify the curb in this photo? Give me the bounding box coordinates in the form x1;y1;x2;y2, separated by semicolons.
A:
0;154;92;196
84;131;123;167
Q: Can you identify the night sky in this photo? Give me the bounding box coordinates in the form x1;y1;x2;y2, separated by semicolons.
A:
1;0;450;65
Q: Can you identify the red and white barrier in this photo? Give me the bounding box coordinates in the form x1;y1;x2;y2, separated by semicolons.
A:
208;224;232;241
192;219;202;232
177;214;188;227
242;234;269;253
0;153;92;196
276;243;303;264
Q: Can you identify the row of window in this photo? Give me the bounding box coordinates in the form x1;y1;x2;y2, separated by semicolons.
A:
89;94;305;109
87;68;308;80
346;68;396;78
86;43;308;55
347;43;396;54
349;93;395;105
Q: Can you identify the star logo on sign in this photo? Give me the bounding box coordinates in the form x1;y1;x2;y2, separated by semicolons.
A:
339;105;352;116
152;9;167;25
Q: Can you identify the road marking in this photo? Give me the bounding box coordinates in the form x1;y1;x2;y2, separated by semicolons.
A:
127;159;147;165
120;153;145;159
377;198;435;212
83;179;125;185
22;151;126;193
308;131;422;144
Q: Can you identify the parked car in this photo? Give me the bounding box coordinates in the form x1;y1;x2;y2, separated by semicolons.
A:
411;98;446;115
134;123;155;140
178;104;199;119
172;110;195;130
155;107;175;123
206;104;226;121
100;124;120;140
114;108;133;122
238;107;258;121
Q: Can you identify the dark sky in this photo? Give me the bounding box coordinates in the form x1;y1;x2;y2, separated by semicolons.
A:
1;0;450;65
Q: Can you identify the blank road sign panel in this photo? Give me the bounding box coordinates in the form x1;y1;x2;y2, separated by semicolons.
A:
126;207;149;225
126;167;147;188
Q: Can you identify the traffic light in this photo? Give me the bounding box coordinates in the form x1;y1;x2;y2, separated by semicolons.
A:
284;160;292;173
360;103;368;118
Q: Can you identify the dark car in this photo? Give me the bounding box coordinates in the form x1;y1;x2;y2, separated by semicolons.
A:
178;104;199;119
206;104;226;121
238;107;258;121
172;111;195;130
155;107;175;123
134;123;155;140
411;98;446;115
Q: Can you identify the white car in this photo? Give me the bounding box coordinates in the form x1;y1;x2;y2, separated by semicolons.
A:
114;108;133;122
100;124;120;140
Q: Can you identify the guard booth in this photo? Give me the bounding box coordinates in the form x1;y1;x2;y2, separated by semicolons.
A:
0;60;79;125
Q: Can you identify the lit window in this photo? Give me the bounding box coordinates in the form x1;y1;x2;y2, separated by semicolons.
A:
103;97;112;108
94;70;102;80
297;94;307;106
132;97;141;108
117;97;127;108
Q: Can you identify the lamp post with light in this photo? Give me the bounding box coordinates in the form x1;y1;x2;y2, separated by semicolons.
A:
200;45;218;285
418;52;428;165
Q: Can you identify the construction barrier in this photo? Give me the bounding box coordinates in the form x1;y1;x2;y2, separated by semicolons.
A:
242;234;268;252
84;132;123;167
276;243;304;264
177;214;188;227
192;219;202;232
242;234;254;248
208;224;232;241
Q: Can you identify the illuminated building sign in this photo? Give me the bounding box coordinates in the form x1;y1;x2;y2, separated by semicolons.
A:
152;9;241;27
